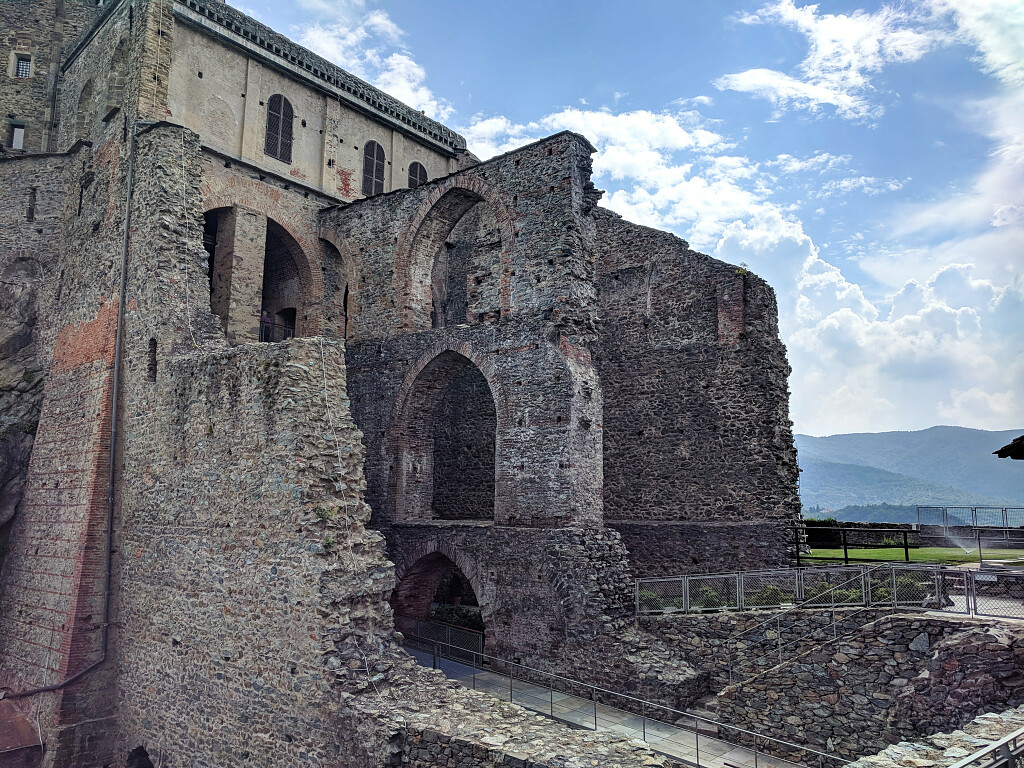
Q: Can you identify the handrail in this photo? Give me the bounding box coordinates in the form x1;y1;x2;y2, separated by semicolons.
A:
946;722;1024;768
407;633;848;765
396;612;484;639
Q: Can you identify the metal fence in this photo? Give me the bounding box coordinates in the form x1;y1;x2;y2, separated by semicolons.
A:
918;506;1024;531
636;563;1024;620
403;634;846;768
395;614;483;661
946;722;1024;768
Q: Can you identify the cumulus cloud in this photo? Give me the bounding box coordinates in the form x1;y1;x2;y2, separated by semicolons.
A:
717;0;943;119
295;8;452;120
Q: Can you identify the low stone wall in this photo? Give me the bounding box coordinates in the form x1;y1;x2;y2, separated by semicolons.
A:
716;615;1024;759
851;705;1024;768
641;608;891;690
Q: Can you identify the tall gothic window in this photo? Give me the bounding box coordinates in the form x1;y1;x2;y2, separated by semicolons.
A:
408;161;428;189
264;94;293;164
362;140;386;196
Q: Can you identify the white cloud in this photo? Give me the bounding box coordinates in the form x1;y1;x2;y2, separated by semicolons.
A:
769;152;851;174
717;0;943;119
295;8;452;120
813;175;905;198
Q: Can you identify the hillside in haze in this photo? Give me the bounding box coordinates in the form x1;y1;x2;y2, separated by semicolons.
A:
796;427;1024;513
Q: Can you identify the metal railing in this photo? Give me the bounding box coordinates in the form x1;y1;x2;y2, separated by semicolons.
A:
395;614;483;661
403;633;847;768
637;563;1024;621
258;321;295;343
946;722;1024;768
918;506;1024;533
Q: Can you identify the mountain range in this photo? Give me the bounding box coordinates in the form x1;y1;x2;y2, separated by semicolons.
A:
796;426;1024;515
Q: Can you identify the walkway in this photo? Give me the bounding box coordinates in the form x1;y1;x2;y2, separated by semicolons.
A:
407;646;811;768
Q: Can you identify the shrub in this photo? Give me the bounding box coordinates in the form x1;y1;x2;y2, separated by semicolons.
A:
747;584;793;607
638;589;665;612
691;586;723;610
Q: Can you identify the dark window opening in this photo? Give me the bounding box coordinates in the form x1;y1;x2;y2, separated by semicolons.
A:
408;161;428;188
126;746;155;768
147;339;157;382
361;140;385;196
264;94;293;163
15;56;31;79
26;187;36;222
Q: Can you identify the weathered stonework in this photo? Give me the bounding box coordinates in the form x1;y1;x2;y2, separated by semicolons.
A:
0;1;809;765
716;615;1024;760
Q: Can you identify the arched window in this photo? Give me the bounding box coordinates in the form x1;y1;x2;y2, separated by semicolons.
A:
408;161;428;189
362;140;386;196
264;94;293;163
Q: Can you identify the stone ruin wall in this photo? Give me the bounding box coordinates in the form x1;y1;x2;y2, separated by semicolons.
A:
716;614;1024;760
0;117;685;767
592;208;800;576
106;124;685;768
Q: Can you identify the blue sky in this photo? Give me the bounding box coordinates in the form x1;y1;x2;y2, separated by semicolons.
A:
234;0;1023;437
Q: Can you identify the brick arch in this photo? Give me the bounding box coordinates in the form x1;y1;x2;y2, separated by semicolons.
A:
392;537;495;647
200;188;324;335
394;174;516;331
388;344;510;524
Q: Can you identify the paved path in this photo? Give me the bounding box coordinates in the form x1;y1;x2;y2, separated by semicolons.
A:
408;647;808;768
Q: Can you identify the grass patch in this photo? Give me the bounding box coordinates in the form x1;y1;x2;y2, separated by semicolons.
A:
807;546;1024;565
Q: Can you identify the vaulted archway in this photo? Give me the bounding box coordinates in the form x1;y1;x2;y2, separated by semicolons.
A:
394;176;515;332
391;350;500;522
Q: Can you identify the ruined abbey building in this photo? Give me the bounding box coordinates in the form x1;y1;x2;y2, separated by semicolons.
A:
0;0;799;765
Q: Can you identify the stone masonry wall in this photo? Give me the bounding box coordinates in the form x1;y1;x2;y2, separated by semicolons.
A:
716;614;1024;760
0;0;105;154
851;704;1024;768
0;151;70;566
0;113;140;763
593;208;799;573
641;607;893;692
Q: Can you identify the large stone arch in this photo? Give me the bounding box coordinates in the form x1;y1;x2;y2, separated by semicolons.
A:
200;182;324;335
392;537;495;647
394;174;516;331
388;343;510;524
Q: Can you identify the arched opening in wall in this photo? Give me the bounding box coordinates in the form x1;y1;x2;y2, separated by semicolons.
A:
321;238;355;342
126;746;155;768
391;552;487;648
105;39;129;115
74;79;95;142
203;207;232;331
393;351;497;522
260;220;307;342
407;190;504;331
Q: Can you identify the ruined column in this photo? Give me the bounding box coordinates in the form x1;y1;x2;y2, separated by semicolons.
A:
226;207;267;343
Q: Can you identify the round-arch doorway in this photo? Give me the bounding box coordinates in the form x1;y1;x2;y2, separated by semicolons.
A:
391;551;487;647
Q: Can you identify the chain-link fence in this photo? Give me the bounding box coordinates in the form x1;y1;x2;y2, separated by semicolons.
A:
636;564;1024;620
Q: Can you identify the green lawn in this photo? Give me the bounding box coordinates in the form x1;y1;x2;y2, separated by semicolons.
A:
807;546;1024;565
